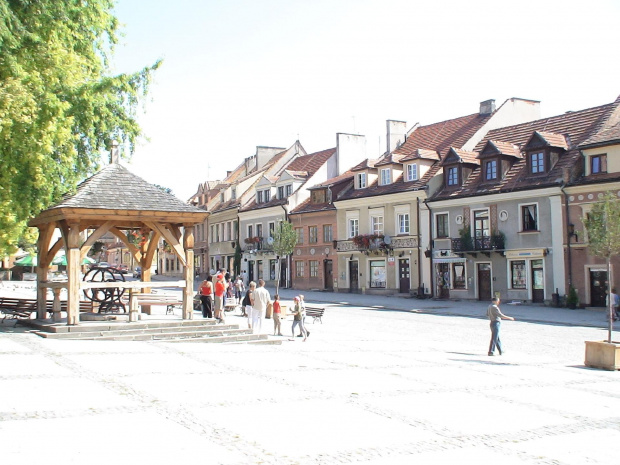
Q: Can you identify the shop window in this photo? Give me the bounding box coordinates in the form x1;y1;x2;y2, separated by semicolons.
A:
370;260;386;288
511;260;526;289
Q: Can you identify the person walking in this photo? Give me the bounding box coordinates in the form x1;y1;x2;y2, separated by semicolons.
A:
252;279;271;334
235;276;245;305
242;281;256;328
199;276;213;319
487;297;514;356
607;288;619;321
296;294;310;338
214;273;226;323
272;294;283;336
291;296;308;341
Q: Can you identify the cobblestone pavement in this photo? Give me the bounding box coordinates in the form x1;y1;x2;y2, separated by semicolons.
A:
1;280;619;464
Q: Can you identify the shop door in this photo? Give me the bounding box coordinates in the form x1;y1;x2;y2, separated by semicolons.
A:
437;263;450;298
477;263;492;301
590;270;608;307
531;259;544;303
399;259;410;293
279;259;287;289
349;260;359;292
248;260;254;283
324;260;333;290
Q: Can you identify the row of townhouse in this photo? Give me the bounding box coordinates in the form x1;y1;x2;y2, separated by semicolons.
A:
190;93;620;307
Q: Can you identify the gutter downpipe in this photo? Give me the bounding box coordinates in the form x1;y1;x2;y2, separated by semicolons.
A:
422;196;433;298
281;204;289;289
561;184;573;290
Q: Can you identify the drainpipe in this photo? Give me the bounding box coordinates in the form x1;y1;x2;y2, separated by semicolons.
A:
423;197;434;298
561;184;573;290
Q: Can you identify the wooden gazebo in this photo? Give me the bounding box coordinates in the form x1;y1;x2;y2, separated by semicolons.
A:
28;160;208;325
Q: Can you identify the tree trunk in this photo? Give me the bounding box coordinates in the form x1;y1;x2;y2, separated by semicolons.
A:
607;257;613;343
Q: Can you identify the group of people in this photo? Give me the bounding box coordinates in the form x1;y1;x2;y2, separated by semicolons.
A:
197;271;310;340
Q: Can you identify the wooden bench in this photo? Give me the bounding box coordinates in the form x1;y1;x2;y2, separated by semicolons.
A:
305;305;325;324
0;297;94;322
132;293;183;315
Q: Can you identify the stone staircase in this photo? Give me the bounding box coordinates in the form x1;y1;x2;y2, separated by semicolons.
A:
23;319;280;344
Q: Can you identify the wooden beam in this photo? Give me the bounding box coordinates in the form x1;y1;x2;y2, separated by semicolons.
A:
144;221;187;267
109;227;142;262
80;221;114;260
182;227;195;320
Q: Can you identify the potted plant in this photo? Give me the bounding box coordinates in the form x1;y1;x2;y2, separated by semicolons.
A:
566;285;579;310
458;226;474;252
583;192;620;370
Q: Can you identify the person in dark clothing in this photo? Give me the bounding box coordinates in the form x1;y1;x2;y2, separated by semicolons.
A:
199;276;213;319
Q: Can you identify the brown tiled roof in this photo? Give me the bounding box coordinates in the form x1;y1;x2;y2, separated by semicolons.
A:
375;153;407;167
444;148;479;165
532;131;569;150
478;140;522;159
282;148;335;176
400;149;440;162
580;99;620;148
394;112;493;158
309;171;355;190
289;197;335;215
432;101;618;201
350;158;378;171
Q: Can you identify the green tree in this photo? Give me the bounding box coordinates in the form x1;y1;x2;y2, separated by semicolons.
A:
271;221;298;295
0;1;160;254
583;191;620;343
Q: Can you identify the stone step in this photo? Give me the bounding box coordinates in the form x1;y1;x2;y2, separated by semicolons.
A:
24;318;220;334
67;331;267;343
35;325;249;340
162;333;273;344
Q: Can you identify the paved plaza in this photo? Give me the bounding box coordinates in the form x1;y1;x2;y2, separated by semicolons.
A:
1;282;619;464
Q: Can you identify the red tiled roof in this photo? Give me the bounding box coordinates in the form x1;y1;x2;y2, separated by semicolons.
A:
282;148;335;176
400;149;440;162
310;171;355;190
533;131;569;150
394;112;493;158
445;148;479;165
432;101;618;201
580;100;620;148
479;140;521;159
350;158;378;171
289;197;335;215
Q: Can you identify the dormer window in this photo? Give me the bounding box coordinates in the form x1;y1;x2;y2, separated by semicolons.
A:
286;184;293;196
380;168;391;185
591;154;607;174
357;173;367;188
446;166;459;186
406;163;418;181
257;188;270;204
484;160;498;180
311;189;326;203
530;152;545;174
231;187;236;200
220;192;225;203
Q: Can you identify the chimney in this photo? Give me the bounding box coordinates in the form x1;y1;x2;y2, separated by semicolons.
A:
110;140;120;164
255;146;285;170
479;99;496;115
336;133;366;176
386;120;407;153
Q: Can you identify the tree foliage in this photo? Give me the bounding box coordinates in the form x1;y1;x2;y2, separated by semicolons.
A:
272;221;297;294
0;0;160;254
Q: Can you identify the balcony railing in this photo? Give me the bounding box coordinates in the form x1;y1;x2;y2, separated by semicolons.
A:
451;234;505;253
335;235;418;252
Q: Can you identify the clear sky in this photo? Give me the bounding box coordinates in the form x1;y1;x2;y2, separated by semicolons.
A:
110;0;620;201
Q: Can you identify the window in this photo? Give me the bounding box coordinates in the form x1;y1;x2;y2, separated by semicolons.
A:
257;188;270;203
511;260;526;289
447;167;459;186
226;222;231;241
521;204;538;231
256;223;263;239
485;160;498;180
309;226;318;243
380;168;391;185
473;210;489;247
257;190;263;204
268;222;275;239
295;227;304;244
369;260;386;288
295;260;305;278
591;154;607;174
357;173;366;188
269;260;277;280
257;260;263;280
323;224;333;242
453;263;466;289
231;187;236;200
406;164;418;181
216;223;220;242
247;225;253;240
286;184;293;196
371;215;384;235
309;260;319;278
397;213;410;235
348;218;359;238
436;213;448;238
210;225;215;243
530;152;545;174
311;190;326;203
278;186;285;199
220;192;224;203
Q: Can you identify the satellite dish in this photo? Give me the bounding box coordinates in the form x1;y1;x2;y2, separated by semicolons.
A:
383;235;392;245
267;237;274;245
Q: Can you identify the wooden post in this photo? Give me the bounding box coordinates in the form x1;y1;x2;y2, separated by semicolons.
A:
183;226;195;320
52;288;62;323
129;289;139;322
36;227;51;319
66;222;81;325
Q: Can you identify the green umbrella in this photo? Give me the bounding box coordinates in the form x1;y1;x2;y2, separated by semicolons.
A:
52;255;96;266
15;254;37;266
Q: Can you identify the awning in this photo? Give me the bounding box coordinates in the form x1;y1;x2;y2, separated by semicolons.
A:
434;257;466;263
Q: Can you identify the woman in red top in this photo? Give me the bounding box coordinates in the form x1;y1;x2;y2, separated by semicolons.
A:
214;274;226;322
272;294;283;336
199;277;213;319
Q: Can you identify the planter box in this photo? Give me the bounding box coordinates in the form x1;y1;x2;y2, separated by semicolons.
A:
584;341;620;370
